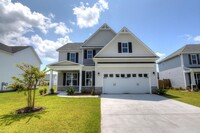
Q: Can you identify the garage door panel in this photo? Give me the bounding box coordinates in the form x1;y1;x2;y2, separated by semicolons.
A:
103;74;150;94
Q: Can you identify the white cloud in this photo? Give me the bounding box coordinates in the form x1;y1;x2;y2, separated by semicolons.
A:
30;34;71;62
156;52;166;58
0;0;73;63
194;35;200;42
73;0;109;28
54;22;73;36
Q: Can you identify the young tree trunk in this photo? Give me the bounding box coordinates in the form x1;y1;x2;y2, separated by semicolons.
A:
32;80;38;108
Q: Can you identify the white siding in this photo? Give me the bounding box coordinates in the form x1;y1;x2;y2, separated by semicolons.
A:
84;30;116;47
159;67;186;88
0;48;41;86
97;33;155;57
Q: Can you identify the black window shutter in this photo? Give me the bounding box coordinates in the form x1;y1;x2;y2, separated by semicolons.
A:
188;54;192;64
76;53;78;63
67;53;70;60
82;71;85;86
63;73;66;86
92;71;95;86
197;54;200;64
84;50;87;59
118;42;122;53
128;42;132;53
93;50;96;57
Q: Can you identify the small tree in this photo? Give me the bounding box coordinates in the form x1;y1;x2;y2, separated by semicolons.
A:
8;64;48;112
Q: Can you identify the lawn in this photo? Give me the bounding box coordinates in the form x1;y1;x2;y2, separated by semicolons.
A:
0;87;100;133
165;89;200;107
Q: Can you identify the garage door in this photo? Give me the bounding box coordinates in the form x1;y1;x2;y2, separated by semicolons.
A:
103;73;150;94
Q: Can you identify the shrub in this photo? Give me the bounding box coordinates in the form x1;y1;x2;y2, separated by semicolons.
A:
66;88;75;95
43;88;47;94
39;89;44;95
50;88;54;94
81;89;88;94
91;89;96;95
155;88;167;95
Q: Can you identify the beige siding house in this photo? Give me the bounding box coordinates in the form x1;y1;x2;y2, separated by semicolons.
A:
48;24;159;94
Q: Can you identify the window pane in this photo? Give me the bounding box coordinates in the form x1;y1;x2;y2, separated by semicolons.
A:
116;74;120;78
104;74;108;78
138;74;143;77
127;74;131;78
86;79;92;86
121;74;125;77
87;50;93;59
109;74;113;77
67;80;71;86
70;53;76;62
86;72;92;78
73;73;78;79
132;74;136;77
73;80;77;85
144;74;148;78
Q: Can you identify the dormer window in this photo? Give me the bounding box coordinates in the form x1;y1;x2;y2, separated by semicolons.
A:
87;50;93;59
122;43;129;53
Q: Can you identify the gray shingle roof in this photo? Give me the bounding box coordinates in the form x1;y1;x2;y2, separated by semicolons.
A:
158;44;200;63
57;43;82;51
0;42;30;53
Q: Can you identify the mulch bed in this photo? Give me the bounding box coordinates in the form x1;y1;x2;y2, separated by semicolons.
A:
16;106;44;114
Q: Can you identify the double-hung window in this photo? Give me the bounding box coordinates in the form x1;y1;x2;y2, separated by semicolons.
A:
70;53;76;62
191;54;198;64
87;50;93;59
85;71;92;86
121;43;129;53
66;73;78;86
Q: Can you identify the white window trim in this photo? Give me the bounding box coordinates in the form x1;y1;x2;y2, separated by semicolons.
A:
69;52;76;62
85;71;93;87
191;54;198;65
66;72;78;86
87;50;93;59
121;42;129;53
194;73;200;84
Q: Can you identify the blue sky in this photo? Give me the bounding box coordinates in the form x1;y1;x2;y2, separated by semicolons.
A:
1;0;200;69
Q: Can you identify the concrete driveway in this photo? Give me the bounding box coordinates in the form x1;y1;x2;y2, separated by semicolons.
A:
101;94;200;133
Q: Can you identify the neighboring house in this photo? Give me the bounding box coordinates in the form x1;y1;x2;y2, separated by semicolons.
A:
44;74;57;86
0;43;42;91
48;24;159;94
158;44;200;89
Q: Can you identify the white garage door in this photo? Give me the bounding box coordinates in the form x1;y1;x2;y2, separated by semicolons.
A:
103;73;150;94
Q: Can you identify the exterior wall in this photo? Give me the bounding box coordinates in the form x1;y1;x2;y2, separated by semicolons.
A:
183;53;200;68
84;30;116;47
159;67;186;88
97;33;156;57
83;48;101;66
158;56;181;71
0;48;41;88
95;65;157;89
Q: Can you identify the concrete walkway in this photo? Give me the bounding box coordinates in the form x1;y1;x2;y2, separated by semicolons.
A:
101;94;200;133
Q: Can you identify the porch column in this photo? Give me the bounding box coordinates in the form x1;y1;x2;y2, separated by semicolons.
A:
79;69;82;93
49;69;53;93
190;71;195;91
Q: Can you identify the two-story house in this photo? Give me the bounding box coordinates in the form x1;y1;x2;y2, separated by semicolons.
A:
48;24;159;94
0;43;42;91
158;44;200;90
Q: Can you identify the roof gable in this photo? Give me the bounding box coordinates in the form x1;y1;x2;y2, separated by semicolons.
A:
57;43;82;51
0;42;30;53
158;44;200;63
94;27;158;58
81;23;116;47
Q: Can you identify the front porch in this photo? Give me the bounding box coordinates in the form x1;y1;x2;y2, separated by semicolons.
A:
47;60;101;93
185;67;200;90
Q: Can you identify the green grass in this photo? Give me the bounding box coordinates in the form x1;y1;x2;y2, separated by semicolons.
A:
165;89;200;107
0;87;100;133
